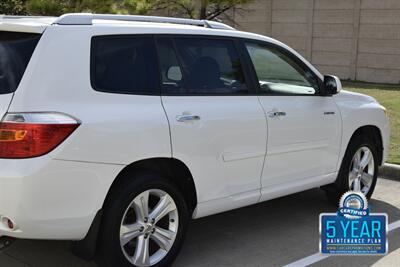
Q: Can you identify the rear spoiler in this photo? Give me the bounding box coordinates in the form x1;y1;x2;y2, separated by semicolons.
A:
0;15;55;33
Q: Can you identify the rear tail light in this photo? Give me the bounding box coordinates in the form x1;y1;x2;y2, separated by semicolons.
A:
0;112;80;159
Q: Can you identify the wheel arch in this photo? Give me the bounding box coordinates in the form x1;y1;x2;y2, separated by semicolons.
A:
102;157;198;215
346;125;384;166
72;157;197;261
322;124;383;202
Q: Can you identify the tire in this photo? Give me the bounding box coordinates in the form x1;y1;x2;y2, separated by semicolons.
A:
325;134;379;205
97;171;189;267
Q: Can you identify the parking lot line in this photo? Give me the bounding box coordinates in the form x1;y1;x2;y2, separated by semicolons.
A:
282;253;330;267
283;219;400;267
388;220;400;231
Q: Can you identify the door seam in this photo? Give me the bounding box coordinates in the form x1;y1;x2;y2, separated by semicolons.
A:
160;96;174;158
256;95;269;202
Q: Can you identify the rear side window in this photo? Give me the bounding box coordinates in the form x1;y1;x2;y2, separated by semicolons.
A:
157;37;248;95
91;36;159;95
0;31;41;95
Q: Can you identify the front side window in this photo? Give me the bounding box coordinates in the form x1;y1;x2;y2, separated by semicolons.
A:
245;42;319;95
91;36;159;95
157;37;248;95
0;31;41;95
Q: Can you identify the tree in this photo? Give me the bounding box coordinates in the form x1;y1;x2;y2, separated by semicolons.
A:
140;0;253;20
0;0;27;15
22;0;254;21
26;0;117;16
202;0;252;20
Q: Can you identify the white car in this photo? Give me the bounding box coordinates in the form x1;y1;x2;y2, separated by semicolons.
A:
0;13;389;267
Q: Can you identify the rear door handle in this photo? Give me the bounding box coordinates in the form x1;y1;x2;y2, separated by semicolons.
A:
268;111;286;118
176;115;201;122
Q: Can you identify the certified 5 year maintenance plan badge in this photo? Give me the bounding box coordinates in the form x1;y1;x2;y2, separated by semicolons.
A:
320;191;388;255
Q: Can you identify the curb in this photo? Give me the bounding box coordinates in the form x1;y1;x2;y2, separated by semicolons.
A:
379;163;400;181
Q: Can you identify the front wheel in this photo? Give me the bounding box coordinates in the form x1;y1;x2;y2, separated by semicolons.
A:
98;172;189;267
325;134;379;204
348;146;376;195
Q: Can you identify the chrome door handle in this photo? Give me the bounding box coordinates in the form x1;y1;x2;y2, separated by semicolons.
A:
176;115;201;122
268;111;286;118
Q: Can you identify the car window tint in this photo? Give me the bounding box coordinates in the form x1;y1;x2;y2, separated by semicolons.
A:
156;37;184;94
171;37;248;95
0;31;41;95
91;36;159;95
245;42;319;95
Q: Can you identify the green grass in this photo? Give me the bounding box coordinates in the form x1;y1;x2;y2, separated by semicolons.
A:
343;81;400;165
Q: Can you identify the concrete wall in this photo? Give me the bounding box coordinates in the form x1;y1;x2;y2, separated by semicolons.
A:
233;0;400;84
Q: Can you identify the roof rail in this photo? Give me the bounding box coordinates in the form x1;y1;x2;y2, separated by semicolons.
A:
53;13;235;30
1;15;55;20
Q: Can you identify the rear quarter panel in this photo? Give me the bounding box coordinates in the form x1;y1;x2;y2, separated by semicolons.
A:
8;26;172;165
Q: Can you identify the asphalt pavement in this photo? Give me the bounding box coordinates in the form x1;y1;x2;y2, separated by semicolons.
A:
1;177;399;267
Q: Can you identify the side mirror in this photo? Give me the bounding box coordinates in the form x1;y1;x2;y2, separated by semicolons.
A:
167;66;182;81
324;75;342;95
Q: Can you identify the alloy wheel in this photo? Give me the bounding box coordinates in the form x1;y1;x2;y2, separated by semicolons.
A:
119;189;179;267
348;146;375;195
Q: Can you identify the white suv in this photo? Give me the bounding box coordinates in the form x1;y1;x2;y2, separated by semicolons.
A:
0;13;389;267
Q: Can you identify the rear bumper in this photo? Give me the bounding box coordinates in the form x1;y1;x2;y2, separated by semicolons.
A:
0;156;123;240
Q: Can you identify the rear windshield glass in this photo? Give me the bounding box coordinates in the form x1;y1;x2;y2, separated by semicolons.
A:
0;31;41;95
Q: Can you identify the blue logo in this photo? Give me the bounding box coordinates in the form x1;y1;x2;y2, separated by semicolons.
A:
320;191;388;255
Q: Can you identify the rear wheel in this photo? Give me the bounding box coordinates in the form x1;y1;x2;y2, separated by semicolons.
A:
98;172;189;267
325;134;378;204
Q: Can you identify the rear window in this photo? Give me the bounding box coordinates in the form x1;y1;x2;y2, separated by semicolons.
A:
0;31;41;95
91;35;159;95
